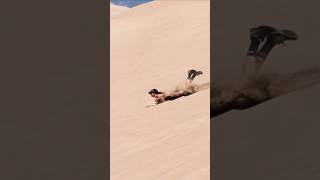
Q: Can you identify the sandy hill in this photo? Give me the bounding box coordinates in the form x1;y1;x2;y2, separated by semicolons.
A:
111;1;210;180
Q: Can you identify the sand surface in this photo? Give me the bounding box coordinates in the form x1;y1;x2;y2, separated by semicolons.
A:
111;1;210;179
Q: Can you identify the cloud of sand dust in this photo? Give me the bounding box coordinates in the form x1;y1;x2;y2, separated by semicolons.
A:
211;65;320;117
170;82;210;95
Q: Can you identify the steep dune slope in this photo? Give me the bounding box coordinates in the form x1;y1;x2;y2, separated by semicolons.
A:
111;1;210;180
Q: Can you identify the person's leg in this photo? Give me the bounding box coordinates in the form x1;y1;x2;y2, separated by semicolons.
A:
256;29;298;61
247;26;276;57
244;27;298;75
186;69;203;85
243;55;264;76
244;26;276;76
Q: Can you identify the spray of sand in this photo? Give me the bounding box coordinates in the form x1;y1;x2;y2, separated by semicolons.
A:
211;65;320;117
170;82;210;95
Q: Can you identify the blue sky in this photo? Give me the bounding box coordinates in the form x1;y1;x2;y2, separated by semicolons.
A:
111;0;154;8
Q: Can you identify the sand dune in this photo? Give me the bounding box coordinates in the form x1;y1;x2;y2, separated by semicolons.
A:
111;1;210;180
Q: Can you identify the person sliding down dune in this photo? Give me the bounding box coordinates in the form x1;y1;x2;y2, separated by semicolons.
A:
148;69;206;104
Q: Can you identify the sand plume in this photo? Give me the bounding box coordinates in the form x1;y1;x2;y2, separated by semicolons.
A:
171;82;210;95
